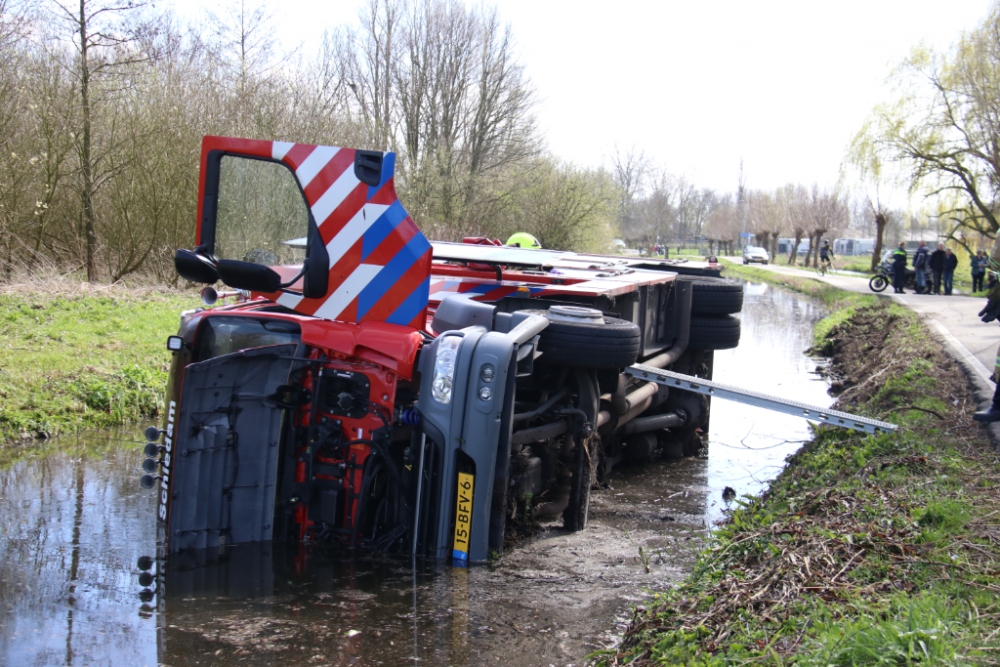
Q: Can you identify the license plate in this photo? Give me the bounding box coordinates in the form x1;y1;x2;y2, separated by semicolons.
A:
452;472;474;562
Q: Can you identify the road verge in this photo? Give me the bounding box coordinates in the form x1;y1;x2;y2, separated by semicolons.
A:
597;279;1000;665
0;281;196;464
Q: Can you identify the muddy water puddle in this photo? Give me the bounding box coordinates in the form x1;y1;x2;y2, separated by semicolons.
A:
0;281;830;666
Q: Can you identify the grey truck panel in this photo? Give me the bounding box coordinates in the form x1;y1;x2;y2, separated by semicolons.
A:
416;313;548;562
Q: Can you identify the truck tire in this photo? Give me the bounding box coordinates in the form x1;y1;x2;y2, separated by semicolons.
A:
682;277;744;315
538;316;641;369
626;432;658;464
689;315;741;350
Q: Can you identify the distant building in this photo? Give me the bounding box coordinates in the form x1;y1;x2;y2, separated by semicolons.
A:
833;238;875;256
777;237;810;256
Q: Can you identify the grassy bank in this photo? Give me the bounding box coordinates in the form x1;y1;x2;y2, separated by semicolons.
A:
0;281;197;462
600;284;1000;664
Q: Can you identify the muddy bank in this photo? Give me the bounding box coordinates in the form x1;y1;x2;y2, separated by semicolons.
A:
607;300;1000;666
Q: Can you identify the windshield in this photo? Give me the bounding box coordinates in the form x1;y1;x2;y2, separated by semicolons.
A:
194;316;301;362
215;156;310;266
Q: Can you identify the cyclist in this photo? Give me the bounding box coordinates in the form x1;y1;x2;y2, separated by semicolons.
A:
819;240;835;274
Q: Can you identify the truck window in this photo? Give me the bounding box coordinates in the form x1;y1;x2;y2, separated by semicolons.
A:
193;316;301;362
215;156;310;266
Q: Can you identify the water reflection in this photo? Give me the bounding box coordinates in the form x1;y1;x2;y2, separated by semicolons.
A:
707;280;832;522
0;279;829;666
0;439;158;666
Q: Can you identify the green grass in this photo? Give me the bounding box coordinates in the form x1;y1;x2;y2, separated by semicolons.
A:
722;260;881;308
600;296;1000;666
838;257;877;274
0;284;198;461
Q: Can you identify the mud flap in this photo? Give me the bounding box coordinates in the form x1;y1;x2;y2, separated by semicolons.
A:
167;344;300;553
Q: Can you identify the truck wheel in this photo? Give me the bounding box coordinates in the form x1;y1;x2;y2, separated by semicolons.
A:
538;312;641;369
689;315;741;350
682;277;744;315
564;433;598;531
626;432;657;464
680;428;704;457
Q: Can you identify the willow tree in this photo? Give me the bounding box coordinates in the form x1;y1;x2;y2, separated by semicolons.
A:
857;3;1000;264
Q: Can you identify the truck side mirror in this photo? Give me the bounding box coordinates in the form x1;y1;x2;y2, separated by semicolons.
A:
217;259;282;293
175;248;219;284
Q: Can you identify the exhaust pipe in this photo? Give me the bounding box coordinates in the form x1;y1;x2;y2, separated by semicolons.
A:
622;411;685;435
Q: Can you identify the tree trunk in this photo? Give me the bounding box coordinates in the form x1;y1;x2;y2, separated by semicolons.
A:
79;0;96;282
789;230;802;265
871;214;886;272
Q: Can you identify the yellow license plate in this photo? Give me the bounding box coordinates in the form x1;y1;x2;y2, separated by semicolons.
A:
452;472;474;562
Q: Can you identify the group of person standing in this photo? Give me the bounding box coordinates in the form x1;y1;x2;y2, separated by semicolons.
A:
891;240;988;295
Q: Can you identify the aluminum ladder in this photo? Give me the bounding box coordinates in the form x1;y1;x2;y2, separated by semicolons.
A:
625;363;898;435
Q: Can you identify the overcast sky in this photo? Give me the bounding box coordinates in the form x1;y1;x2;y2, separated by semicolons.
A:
176;0;994;194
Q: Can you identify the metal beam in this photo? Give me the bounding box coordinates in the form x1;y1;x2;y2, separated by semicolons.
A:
625;364;898;435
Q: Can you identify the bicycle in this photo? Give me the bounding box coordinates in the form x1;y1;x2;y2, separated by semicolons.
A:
819;255;834;276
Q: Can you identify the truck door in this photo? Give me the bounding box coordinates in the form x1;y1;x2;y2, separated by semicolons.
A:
175;136;432;330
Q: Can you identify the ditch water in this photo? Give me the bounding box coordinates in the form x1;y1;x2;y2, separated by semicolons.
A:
0;281;832;667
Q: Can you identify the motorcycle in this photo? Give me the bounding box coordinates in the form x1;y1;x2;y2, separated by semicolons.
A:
869;263;920;293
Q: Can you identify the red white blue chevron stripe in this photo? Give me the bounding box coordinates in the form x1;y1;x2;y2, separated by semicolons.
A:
197;136;431;329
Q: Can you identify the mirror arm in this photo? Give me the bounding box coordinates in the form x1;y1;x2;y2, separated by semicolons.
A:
278;265;308;291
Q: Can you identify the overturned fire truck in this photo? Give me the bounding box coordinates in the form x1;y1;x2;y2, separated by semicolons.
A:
141;135;751;564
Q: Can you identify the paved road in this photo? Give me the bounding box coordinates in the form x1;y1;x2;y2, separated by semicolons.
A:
725;258;998;386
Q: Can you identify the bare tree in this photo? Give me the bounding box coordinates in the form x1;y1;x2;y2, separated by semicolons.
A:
634;171;678;245
49;0;152;280
777;184;810;265
610;145;649;244
703;197;739;255
346;0;402;150
747;189;782;257
803;186;847;267
207;0;288;137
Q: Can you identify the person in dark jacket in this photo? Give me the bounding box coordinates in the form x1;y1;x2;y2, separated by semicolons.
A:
974;272;1000;421
942;248;958;295
892;242;908;293
929;242;946;294
972;250;987;292
912;240;929;293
